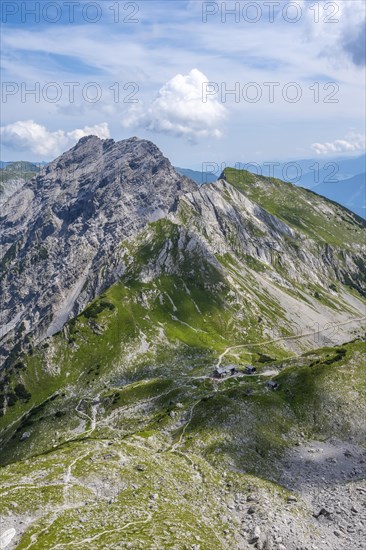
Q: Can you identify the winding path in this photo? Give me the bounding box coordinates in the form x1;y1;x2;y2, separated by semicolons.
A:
216;316;366;368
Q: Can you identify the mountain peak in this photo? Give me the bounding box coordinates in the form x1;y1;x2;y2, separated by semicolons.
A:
0;137;196;354
76;134;105;145
42;135;194;192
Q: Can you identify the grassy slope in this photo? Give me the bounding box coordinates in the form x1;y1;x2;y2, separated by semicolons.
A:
0;338;364;548
0;220;282;462
1;215;364;460
183;340;365;476
0;161;40;195
222;167;366;247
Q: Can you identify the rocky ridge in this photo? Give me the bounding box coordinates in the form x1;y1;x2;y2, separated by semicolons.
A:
1;137;365;365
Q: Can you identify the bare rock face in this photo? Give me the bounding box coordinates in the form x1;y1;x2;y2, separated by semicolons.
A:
178;179;364;290
0;136;196;359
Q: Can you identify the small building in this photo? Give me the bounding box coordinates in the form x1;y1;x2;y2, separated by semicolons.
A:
267;381;279;390
213;364;237;379
245;364;257;374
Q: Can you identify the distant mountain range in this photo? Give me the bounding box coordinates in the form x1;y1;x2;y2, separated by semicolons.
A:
257;154;366;187
311;172;366;219
175;167;217;184
177;154;365;186
0;160;47;169
0;161;43;203
176;155;366;218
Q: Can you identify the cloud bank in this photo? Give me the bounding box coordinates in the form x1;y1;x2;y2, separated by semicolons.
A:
122;69;227;142
312;132;365;155
0;121;110;157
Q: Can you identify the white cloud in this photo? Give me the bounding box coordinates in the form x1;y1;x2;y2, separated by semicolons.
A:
312;132;365;155
0;121;110;157
67;123;110;142
122;69;227;142
302;0;366;67
1;3;364;162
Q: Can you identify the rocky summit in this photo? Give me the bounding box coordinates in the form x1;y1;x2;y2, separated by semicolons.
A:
0;136;195;361
0;137;365;549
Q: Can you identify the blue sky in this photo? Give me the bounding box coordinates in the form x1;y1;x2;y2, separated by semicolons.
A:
1;0;365;168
